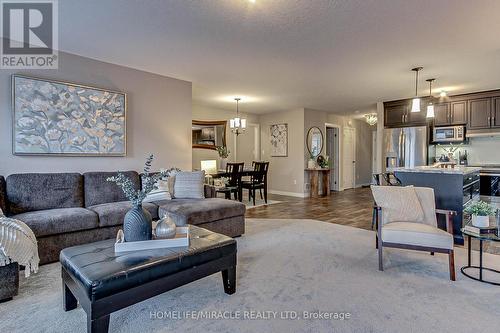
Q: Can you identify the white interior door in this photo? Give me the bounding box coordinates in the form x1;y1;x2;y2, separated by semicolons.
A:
342;127;356;190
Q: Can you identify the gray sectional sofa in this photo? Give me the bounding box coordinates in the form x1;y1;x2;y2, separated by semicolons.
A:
0;171;246;265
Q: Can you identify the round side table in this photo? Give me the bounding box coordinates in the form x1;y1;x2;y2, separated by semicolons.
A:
461;228;500;286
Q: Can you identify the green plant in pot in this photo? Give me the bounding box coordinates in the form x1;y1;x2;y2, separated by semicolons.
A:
464;200;495;228
107;155;178;242
216;145;230;170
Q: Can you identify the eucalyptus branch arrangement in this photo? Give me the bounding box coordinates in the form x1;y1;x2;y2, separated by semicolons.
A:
107;154;179;206
216;146;230;159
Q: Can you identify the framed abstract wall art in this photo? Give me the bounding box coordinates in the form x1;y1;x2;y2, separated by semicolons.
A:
270;123;288;157
12;75;127;156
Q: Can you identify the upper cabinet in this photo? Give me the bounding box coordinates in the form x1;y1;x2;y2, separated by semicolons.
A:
493;97;500;128
384;99;427;128
433;103;450;126
468;98;491;129
384;89;500;131
450;101;467;125
433;101;467;127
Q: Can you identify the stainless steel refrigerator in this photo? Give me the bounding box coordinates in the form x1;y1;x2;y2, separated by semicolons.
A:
384;126;428;170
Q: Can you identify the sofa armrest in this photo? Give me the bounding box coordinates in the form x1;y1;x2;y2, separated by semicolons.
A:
204;184;216;198
435;209;457;234
0;176;6;215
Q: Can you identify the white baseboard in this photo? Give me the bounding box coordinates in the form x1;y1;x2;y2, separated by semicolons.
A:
268;190;308;198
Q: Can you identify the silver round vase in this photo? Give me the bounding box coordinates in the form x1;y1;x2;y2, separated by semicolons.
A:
155;215;177;239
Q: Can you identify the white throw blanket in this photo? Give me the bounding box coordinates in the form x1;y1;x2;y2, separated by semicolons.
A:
0;208;39;277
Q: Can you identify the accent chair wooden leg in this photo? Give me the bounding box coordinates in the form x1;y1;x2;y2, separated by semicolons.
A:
375;234;378;249
252;188;256;205
378;240;383;271
259;188;263;199
430;252;434;256
449;250;455;281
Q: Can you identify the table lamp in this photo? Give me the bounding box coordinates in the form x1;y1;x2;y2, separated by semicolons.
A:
201;160;217;175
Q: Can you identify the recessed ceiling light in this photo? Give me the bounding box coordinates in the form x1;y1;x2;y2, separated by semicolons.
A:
440;90;447;97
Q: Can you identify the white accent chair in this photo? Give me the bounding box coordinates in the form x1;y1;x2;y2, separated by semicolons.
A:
371;186;456;281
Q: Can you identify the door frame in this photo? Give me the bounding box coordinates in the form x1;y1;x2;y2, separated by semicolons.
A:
325;123;341;191
342;126;356;190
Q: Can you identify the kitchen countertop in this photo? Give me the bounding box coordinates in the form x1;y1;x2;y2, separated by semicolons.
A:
391;166;481;175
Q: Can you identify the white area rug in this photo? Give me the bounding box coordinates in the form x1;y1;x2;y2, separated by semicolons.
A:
216;192;282;208
1;219;500;333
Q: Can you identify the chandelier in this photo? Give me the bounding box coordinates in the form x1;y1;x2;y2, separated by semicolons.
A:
230;98;246;135
364;113;378;126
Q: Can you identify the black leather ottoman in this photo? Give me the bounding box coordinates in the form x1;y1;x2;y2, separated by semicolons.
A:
60;226;237;333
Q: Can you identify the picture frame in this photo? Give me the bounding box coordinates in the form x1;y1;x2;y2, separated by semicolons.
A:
12;75;127;156
270;123;288;157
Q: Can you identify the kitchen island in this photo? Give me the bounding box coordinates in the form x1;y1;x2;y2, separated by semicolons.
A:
393;166;481;245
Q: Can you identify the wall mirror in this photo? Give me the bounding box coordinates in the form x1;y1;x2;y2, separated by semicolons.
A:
192;120;227;150
306;126;323;158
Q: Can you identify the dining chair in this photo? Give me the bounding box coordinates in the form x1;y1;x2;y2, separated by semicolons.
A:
242;161;269;205
215;162;244;201
371;185;456;281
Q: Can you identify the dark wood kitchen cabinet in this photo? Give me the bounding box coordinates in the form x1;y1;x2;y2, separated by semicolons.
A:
433;103;450;126
493;97;500;128
433;101;466;126
384;100;427;127
450;101;467;125
384;103;407;127
468;98;491;129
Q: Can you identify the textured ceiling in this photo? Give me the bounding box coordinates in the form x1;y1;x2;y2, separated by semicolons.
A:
59;0;500;114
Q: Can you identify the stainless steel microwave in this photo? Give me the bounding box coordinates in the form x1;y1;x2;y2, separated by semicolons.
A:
433;126;466;143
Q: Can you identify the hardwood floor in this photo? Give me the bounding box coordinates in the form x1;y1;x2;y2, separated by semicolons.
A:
246;187;374;230
246;187;500;254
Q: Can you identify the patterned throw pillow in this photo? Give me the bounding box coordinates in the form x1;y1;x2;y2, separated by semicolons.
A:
371;185;425;224
172;171;205;199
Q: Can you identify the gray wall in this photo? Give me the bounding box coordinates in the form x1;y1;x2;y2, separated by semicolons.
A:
259;108;305;196
0;48;192;175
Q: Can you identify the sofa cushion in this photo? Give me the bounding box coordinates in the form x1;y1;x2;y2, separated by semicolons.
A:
12;208;98;237
157;198;246;226
382;222;453;250
88;201;159;228
84;171;140;207
6;173;84;215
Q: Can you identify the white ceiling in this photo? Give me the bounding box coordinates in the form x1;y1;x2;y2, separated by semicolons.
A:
59;0;500;114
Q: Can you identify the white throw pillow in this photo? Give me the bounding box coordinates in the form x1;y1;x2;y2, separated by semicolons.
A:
173;171;205;199
144;179;172;202
371;185;425;224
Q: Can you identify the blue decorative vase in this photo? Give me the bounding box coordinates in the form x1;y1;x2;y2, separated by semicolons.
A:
123;204;152;242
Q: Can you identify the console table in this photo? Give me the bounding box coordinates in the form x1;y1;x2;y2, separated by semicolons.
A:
305;168;330;198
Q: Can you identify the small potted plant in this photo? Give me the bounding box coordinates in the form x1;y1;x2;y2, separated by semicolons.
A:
308;152;317;169
216;146;230;170
464;200;495;227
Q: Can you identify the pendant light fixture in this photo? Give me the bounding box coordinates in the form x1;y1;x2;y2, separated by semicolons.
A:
229;98;246;136
426;78;435;118
411;67;423;113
